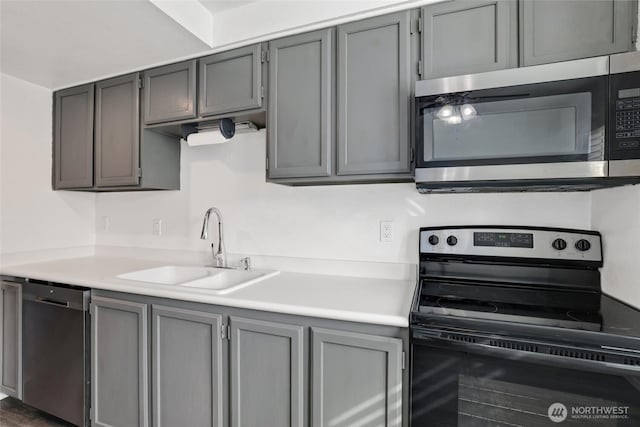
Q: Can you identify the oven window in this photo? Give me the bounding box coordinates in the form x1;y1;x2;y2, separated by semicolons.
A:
411;344;640;426
425;93;592;162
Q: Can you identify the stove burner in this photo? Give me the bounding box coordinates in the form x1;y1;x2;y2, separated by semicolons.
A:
436;298;498;313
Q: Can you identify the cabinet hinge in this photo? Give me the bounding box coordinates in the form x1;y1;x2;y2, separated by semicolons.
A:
262;50;270;63
410;147;415;163
418;17;423;33
137;168;142;178
138;78;143;89
633;25;638;45
266;157;269;171
411;17;423;34
402;351;406;370
222;324;231;340
261;86;265;98
417;60;423;78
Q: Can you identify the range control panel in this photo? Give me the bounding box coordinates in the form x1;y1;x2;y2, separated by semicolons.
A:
420;227;602;263
610;70;640;159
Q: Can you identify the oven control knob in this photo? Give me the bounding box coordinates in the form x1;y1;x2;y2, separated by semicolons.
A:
446;236;458;246
552;238;567;251
575;239;591;252
428;235;439;245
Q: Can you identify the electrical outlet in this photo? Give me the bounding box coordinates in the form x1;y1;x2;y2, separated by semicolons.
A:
101;216;110;232
380;220;393;242
152;218;162;236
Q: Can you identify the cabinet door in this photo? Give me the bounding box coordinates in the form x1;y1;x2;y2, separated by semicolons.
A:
267;29;334;179
337;12;412;176
91;297;149;427
199;44;263;116
53;84;94;189
422;0;517;78
521;0;635;66
311;328;403;427
230;317;304;427
152;305;223;427
0;281;22;399
95;73;140;187
143;60;197;124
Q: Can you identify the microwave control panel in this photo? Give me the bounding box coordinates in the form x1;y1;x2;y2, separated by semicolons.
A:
610;71;640;160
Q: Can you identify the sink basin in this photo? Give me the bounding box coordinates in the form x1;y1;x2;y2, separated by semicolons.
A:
116;265;279;294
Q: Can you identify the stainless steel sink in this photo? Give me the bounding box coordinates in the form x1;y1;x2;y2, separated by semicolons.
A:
116;265;279;294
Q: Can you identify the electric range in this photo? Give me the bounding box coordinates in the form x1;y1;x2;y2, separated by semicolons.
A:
410;226;640;426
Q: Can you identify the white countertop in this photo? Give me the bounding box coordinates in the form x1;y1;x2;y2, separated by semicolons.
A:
0;256;417;327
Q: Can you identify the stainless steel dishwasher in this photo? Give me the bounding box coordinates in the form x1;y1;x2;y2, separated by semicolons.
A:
22;281;90;427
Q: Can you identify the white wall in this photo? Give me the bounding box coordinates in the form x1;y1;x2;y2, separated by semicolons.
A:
95;130;592;265
0;73;95;256
591;186;640;309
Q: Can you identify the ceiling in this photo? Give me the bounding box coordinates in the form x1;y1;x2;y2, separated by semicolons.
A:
0;0;214;89
0;0;261;89
0;0;430;90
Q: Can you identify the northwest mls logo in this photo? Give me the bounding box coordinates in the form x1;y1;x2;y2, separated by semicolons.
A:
547;402;631;422
548;402;568;423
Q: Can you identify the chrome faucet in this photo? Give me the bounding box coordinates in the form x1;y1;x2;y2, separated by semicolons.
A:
201;207;227;268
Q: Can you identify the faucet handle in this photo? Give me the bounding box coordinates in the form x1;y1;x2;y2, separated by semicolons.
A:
239;257;252;270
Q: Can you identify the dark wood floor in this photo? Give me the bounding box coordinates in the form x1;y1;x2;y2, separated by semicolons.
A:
0;397;75;427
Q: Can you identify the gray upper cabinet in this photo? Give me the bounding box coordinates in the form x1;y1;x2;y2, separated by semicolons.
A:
143;60;197;124
229;317;305;427
337;12;412;176
267;29;334;179
311;328;403;427
521;0;636;66
53;84;94;189
152;305;223;427
0;281;22;399
199;44;263;117
95;73;141;187
91;296;149;427
422;0;518;78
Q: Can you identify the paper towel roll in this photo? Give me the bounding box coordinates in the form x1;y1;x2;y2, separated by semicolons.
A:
183;130;231;147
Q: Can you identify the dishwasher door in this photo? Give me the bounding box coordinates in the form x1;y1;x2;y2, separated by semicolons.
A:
22;282;90;427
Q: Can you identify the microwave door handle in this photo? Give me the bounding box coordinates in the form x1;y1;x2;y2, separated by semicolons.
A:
413;331;640;376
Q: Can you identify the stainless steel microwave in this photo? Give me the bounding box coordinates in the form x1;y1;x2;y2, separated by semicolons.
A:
415;51;640;192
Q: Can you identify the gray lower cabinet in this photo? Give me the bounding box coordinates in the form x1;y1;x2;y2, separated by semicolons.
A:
143;60;197;124
311;328;403;427
521;0;636;66
267;29;334;179
421;0;518;78
91;296;149;427
0;280;22;399
229;317;305;427
337;12;412;176
152;305;223;427
95;73;141;187
199;44;264;117
53;84;95;189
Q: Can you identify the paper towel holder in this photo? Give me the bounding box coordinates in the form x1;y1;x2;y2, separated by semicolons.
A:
181;119;258;147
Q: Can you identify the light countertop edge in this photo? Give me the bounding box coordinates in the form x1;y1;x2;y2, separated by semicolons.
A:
1;256;417;328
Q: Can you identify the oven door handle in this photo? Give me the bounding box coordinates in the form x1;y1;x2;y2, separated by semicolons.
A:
413;329;640;377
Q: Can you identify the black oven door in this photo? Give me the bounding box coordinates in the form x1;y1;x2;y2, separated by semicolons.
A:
411;328;640;426
414;58;609;183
